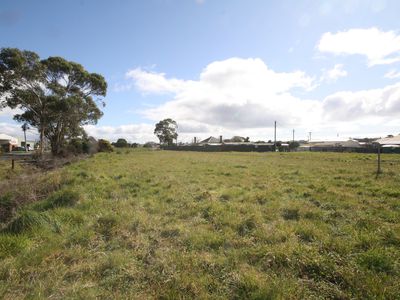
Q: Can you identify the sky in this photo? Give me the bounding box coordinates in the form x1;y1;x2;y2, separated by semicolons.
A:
1;0;400;143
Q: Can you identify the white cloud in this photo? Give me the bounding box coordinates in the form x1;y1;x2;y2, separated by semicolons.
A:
322;82;400;122
119;57;400;141
5;57;400;143
126;68;189;94
384;69;400;79
130;58;318;132
0;122;38;140
317;27;400;66
0;106;22;118
84;123;156;143
321;64;348;82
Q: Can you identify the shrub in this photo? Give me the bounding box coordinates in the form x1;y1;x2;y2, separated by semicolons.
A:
114;138;129;148
68;138;84;154
98;139;114;152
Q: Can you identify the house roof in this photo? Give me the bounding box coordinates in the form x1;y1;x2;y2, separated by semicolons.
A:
310;140;361;148
376;135;400;145
199;136;221;144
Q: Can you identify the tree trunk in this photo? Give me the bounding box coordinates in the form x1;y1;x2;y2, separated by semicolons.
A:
39;126;45;156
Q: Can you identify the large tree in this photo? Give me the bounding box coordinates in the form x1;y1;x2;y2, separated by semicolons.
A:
154;118;178;146
0;48;107;156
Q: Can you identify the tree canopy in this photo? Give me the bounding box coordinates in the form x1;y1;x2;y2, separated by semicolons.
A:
0;48;107;155
114;138;129;148
154;118;178;146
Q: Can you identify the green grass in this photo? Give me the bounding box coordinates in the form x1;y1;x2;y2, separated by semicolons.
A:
0;150;399;299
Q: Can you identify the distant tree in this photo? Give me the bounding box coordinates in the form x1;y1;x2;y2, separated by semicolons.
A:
143;141;158;148
289;141;300;150
244;137;250;142
154;118;178;146
131;143;139;148
98;139;113;152
0;48;107;156
231;136;245;142
114;138;129;148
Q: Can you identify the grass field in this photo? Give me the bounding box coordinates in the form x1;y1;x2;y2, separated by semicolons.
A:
0;150;399;299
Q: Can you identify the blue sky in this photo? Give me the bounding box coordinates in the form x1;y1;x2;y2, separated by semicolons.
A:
1;0;400;142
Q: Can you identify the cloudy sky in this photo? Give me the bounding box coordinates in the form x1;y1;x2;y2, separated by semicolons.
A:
1;0;400;142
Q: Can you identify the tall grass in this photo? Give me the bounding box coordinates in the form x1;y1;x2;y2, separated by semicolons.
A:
0;150;399;299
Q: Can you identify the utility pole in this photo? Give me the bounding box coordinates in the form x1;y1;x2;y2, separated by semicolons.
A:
292;129;295;143
274;121;277;151
309;131;312;142
22;123;29;152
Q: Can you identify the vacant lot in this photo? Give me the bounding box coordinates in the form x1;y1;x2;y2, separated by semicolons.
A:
0;150;399;299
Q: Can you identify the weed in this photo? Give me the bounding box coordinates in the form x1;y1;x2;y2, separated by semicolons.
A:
282;208;300;220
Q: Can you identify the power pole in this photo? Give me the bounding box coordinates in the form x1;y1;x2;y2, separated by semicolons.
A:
274;121;277;151
22;123;29;152
309;131;312;142
292;129;295;143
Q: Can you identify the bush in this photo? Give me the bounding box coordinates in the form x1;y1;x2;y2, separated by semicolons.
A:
114;138;129;148
98;139;114;152
67;138;84;155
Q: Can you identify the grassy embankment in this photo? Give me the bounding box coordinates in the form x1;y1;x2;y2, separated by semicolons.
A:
0;150;399;299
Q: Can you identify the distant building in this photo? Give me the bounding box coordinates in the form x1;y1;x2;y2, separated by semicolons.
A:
199;136;221;144
0;134;19;152
376;135;400;146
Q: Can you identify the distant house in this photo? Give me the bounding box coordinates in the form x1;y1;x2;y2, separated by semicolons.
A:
199;136;221;144
310;140;361;149
376;135;400;146
143;141;160;149
297;139;366;152
0;134;19;152
19;139;36;150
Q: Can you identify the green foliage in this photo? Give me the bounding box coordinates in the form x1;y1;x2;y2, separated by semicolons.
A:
289;141;300;149
113;138;129;148
98;139;114;152
154;118;178;145
0;47;107;156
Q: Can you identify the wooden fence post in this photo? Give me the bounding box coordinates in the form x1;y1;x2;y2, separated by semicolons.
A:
377;144;381;174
